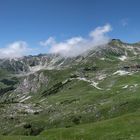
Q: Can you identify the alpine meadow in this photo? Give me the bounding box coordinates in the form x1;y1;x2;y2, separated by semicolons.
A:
0;0;140;140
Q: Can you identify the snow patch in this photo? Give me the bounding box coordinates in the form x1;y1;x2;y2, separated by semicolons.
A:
19;95;26;100
39;98;46;103
100;58;105;60
98;74;106;80
113;70;131;76
58;60;65;66
118;56;127;61
134;84;138;87
20;96;31;102
77;77;88;81
77;77;102;90
122;85;128;89
90;81;102;90
29;65;45;73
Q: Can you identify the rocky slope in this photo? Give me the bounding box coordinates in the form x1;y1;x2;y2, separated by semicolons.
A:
0;39;140;139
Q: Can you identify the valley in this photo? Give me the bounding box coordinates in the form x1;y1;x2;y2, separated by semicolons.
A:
0;39;140;140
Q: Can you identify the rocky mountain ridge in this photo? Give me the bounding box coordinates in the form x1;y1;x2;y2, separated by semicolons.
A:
0;39;140;139
0;39;140;74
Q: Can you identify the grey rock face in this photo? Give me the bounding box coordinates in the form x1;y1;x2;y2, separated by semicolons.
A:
15;72;48;94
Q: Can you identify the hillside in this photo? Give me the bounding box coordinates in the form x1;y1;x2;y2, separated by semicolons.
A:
0;39;140;140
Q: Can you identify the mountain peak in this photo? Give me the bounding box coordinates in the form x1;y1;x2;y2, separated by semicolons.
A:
108;39;125;46
110;39;123;43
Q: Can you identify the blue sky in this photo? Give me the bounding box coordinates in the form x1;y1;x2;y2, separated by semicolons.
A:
0;0;140;57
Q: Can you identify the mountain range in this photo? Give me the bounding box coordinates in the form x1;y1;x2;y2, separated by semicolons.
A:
0;39;140;140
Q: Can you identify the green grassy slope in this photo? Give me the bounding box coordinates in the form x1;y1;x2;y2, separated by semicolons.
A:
40;111;140;140
0;45;140;140
1;112;140;140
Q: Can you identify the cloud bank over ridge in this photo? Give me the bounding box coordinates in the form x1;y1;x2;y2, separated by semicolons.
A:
0;41;29;59
0;24;112;59
40;24;112;57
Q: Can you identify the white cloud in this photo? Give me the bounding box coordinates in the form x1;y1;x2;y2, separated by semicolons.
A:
89;24;111;43
0;41;29;59
40;24;112;57
0;24;112;59
121;18;129;27
40;37;56;46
